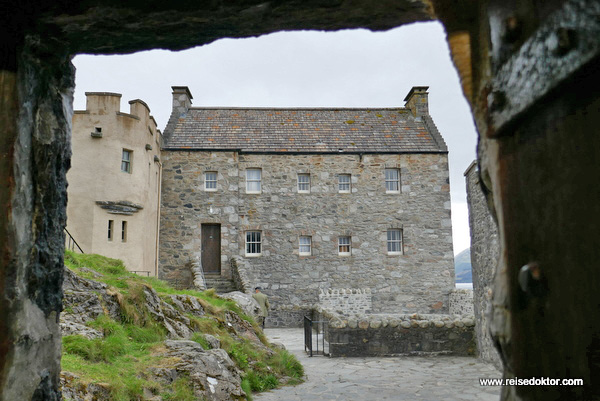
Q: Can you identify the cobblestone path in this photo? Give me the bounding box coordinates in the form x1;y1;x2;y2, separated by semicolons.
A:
255;328;501;401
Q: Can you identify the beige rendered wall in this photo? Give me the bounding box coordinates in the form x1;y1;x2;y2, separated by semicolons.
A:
67;92;162;275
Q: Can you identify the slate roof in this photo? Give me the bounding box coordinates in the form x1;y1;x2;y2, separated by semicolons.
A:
163;107;447;153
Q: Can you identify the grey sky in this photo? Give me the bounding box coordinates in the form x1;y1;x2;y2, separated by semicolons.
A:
73;21;477;255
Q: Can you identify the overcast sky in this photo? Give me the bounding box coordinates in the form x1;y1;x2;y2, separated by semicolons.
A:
73;21;477;256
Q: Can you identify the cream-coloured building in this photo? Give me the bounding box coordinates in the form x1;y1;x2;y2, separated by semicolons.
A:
66;92;162;275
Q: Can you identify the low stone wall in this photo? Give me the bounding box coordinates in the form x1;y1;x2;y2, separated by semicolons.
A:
316;309;475;357
318;288;372;316
449;289;474;315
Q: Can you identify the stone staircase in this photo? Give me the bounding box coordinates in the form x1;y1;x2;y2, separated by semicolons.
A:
203;274;237;294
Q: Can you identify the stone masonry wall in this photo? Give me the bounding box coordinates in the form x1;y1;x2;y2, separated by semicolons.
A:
465;163;502;368
160;151;455;314
318;288;372;316
449;288;474;315
315;309;476;357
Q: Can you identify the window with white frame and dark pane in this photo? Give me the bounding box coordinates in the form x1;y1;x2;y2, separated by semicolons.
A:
387;229;403;254
298;173;310;193
385;168;400;192
205;171;217;191
299;236;312;255
246;231;262;256
338;236;351;255
338;174;351;193
246;168;262;193
121;149;132;173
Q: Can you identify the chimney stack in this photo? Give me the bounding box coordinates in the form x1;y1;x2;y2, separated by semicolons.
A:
404;86;429;118
171;86;193;116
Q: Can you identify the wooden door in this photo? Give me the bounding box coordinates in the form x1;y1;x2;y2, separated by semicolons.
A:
201;224;221;273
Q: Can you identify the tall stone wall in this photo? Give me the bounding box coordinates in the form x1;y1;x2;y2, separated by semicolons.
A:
160;151;455;315
465;162;501;368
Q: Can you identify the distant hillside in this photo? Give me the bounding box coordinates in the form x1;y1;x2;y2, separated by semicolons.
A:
454;248;472;283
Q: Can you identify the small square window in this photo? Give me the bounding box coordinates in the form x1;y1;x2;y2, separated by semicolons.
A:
387;229;403;254
298;173;310;193
121;149;132;173
205;171;217;191
338;174;351;193
385;168;400;192
246;169;262;193
299;236;312;255
338;236;351;255
121;221;128;242
246;231;262;256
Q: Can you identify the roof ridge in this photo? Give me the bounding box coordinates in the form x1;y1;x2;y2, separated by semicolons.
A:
187;106;409;111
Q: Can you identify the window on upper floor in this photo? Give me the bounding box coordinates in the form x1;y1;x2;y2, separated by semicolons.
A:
338;174;351;193
299;236;312;256
338;236;351;256
205;171;217;191
121;149;132;173
385;168;400;192
246;168;262;193
387;229;403;254
245;231;262;256
298;173;310;193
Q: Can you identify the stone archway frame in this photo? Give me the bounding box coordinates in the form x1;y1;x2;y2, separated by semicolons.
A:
1;1;599;400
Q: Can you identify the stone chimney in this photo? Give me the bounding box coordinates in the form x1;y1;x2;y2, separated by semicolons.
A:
171;86;193;116
403;86;429;117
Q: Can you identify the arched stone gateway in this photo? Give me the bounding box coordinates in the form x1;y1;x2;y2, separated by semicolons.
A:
1;1;599;400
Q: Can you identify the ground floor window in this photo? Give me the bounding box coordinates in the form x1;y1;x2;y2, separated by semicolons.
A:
338;236;351;255
108;220;114;241
246;231;262;256
122;221;128;242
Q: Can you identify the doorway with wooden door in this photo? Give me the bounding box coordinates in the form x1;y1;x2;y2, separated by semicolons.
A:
201;223;221;274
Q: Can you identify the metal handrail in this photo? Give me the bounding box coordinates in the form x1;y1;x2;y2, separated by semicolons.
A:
64;228;84;253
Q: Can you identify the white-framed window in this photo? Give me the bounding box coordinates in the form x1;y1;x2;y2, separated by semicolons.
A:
338;236;351;255
298;173;310;193
246;168;262;193
338;174;351;193
299;236;312;256
121;221;128;242
245;231;262;256
205;171;217;191
385;168;400;192
121;149;132;173
108;220;114;241
387;229;403;254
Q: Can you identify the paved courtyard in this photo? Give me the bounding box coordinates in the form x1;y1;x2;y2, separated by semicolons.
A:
255;328;502;401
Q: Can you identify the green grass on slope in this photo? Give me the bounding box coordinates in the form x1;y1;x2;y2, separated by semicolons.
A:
62;250;303;400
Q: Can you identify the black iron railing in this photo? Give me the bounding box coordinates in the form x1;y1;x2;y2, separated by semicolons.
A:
304;315;328;357
64;228;84;253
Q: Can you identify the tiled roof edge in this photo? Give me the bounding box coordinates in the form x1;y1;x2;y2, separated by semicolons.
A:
160;148;448;155
422;115;448;152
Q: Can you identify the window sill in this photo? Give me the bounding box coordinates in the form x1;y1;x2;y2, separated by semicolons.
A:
246;191;262;194
245;253;262;258
205;188;217;192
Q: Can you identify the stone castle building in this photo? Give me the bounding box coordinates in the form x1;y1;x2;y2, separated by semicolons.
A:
159;86;455;316
66;92;163;276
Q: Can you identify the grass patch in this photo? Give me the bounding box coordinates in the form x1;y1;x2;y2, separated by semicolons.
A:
62;250;304;400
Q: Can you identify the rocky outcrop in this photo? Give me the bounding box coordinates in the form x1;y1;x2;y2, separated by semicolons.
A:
59;267;276;400
150;340;246;401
